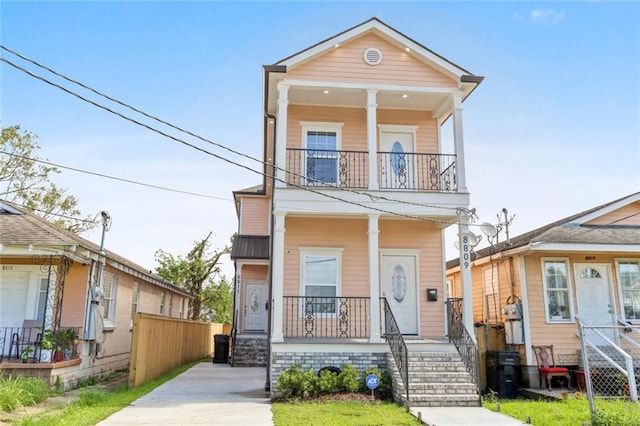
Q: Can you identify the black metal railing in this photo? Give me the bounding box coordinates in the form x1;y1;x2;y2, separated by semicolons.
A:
0;326;81;363
378;152;456;191
283;296;369;339
446;298;480;392
382;298;409;405
286;148;368;188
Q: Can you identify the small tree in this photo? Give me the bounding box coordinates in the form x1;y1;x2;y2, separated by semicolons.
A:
0;125;93;232
155;232;231;320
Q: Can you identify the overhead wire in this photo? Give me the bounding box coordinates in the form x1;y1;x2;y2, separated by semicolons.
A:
0;44;467;213
0;54;469;226
0;150;233;202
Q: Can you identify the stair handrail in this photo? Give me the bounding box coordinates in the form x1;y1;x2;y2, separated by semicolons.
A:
381;298;410;406
446;298;480;393
576;315;638;401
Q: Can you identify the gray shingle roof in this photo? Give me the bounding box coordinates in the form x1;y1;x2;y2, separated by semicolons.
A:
447;192;640;269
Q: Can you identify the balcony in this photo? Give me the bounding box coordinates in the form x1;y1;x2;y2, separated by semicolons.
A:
283;296;370;339
286;148;456;192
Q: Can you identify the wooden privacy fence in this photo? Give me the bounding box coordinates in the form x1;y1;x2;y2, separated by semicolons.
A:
129;312;231;388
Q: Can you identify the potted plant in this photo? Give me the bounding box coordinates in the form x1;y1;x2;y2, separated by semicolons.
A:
40;328;65;362
21;345;34;363
60;328;78;360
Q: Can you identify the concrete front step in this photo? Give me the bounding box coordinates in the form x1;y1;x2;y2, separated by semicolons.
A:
408;394;482;407
407;383;479;393
407;372;474;383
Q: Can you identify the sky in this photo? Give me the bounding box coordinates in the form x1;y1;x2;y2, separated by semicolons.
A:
2;1;639;279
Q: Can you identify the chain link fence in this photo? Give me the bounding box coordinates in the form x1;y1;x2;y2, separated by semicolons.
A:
577;318;640;421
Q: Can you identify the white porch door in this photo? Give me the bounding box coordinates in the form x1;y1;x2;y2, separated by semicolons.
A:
244;282;267;332
380;132;415;189
380;255;418;335
0;271;30;329
575;264;616;340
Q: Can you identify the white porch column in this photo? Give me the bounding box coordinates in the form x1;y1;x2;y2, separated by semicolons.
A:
368;214;382;342
458;217;476;343
452;93;468;193
271;212;286;342
275;83;289;188
366;90;379;190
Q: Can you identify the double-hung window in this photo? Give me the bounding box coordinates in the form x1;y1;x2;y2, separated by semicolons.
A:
617;260;640;320
102;274;117;324
301;249;342;314
301;122;343;186
542;259;572;322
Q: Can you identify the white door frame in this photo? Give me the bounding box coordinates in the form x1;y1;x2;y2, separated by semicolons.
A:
379;249;420;335
244;281;268;332
378;125;418;189
574;263;617;330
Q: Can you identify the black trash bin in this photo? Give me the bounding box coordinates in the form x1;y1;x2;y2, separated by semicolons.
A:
486;351;520;398
213;334;230;364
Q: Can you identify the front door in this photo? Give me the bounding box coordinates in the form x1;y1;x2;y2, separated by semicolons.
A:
380;255;418;334
380;131;415;189
244;282;267;332
0;271;30;329
575;264;616;340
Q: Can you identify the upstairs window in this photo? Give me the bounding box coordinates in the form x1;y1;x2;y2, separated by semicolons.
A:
301;122;343;186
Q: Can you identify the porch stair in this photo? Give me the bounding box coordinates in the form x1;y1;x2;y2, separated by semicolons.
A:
387;344;481;407
231;335;267;367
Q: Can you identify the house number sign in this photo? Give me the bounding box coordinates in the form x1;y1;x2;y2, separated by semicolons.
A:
461;235;470;270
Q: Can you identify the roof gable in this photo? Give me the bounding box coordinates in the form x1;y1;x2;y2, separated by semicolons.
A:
275;17;476;82
287;32;459;88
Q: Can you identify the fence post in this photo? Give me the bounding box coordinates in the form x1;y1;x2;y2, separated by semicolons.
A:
577;319;596;419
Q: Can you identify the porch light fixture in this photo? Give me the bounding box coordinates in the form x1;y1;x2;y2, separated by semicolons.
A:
405;47;410;52
401;94;408;98
27;244;33;252
323;90;330;94
0;243;4;251
334;43;340;48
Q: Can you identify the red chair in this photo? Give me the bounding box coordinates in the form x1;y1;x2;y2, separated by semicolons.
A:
532;345;571;391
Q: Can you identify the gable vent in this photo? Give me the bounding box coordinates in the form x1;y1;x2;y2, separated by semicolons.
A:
363;48;382;66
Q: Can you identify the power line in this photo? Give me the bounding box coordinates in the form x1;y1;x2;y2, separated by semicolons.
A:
0;44;465;213
0;150;233;202
0;54;465;226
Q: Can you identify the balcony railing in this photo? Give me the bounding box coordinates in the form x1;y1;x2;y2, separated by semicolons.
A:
286;148;368;188
378;151;456;191
283;296;370;339
285;148;456;191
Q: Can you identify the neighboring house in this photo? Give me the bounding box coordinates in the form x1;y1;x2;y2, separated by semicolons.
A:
231;18;485;406
0;200;192;389
446;192;640;389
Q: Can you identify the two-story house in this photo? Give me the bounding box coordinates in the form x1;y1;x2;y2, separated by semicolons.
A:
231;18;483;406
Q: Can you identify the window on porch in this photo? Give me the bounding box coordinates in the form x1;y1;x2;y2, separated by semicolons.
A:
303;253;339;314
618;260;640;321
542;260;572;322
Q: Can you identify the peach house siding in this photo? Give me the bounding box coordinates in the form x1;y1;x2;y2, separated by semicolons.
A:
282;217;369;297
288;33;457;88
240;197;270;235
379;219;445;338
585;201;640;226
287;106;439;153
59;265;90;331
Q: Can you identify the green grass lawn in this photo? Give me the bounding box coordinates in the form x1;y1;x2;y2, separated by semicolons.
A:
272;400;421;426
484;396;640;426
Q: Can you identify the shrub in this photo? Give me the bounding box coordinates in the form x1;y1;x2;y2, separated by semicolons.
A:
276;365;318;399
338;365;360;393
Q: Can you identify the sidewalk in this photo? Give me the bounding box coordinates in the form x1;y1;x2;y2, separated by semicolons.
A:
97;363;273;425
412;407;527;425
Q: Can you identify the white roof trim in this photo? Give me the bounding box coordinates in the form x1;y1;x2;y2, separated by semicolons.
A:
282;78;461;94
529;242;640;253
567;193;640;226
277;20;467;81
